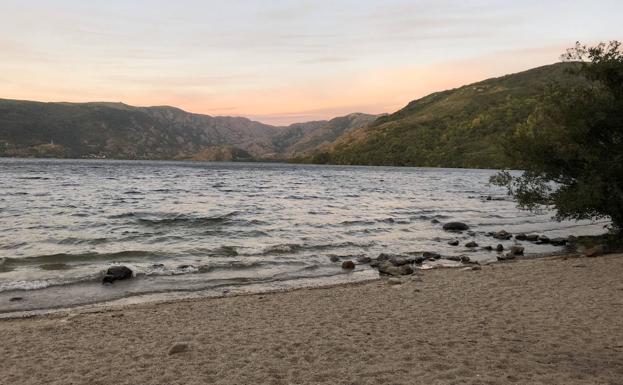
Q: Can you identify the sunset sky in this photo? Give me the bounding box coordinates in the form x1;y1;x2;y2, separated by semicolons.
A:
1;0;621;125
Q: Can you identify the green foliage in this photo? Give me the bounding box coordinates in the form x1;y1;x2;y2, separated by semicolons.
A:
492;41;623;230
309;63;582;169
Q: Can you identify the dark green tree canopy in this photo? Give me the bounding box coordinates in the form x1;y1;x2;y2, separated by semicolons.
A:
491;41;623;231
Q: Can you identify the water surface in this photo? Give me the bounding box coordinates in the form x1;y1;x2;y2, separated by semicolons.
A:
0;158;607;313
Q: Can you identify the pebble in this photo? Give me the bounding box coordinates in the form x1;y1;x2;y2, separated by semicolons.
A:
168;342;189;355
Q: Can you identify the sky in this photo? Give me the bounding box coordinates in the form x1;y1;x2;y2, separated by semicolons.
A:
0;1;621;125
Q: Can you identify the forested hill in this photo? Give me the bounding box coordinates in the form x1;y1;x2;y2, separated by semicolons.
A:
0;99;376;161
305;62;582;169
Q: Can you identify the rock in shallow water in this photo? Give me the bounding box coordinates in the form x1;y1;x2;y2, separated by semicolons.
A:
422;251;441;260
493;230;512;240
465;241;478;248
442;222;469;231
510;245;524;255
102;266;133;284
341;261;355;269
526;234;539;242
448;240;459;246
356;256;372;264
550;237;568;246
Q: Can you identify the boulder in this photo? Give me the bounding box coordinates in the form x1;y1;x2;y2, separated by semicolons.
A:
389;256;409;266
526;234;539;242
497;254;516;261
377;261;414;276
550;237;568;246
460;256;471;264
510;245;524;255
102;266;133;284
442;222;469;231
448;240;459;246
537;235;550;244
341;261;356;269
356;256;372;264
515;233;527;241
412;256;425;264
465;241;479;248
423;252;441;260
493;230;512;240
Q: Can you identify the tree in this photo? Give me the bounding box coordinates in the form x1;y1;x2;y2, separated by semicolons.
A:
491;41;623;233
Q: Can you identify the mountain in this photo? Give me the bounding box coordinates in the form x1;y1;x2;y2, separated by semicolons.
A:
0;98;377;160
270;113;379;158
305;62;582;169
0;62;581;167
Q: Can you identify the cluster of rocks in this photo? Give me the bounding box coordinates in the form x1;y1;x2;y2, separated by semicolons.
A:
487;230;568;246
339;251;476;276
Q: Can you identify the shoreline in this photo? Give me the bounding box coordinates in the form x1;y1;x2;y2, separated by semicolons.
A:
0;250;594;320
2;252;622;384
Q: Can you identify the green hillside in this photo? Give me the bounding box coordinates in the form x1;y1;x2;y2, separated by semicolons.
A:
308;62;582;169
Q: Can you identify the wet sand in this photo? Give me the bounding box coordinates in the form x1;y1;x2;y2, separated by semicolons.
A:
1;253;622;385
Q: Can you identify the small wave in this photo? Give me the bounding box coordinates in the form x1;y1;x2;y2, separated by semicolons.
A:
137;212;240;227
58;237;109;246
260;241;375;256
0;241;27;250
0;271;102;292
339;220;376;226
2;250;161;267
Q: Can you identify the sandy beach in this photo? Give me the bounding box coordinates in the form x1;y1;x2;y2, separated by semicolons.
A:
1;253;622;385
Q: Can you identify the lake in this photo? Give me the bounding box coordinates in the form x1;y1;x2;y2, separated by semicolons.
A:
0;158;607;314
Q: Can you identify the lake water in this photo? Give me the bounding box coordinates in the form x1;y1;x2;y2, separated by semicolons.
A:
0;158;607;314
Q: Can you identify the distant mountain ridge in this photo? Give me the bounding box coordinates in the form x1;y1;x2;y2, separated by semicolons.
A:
0;98;377;161
0;62;581;167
